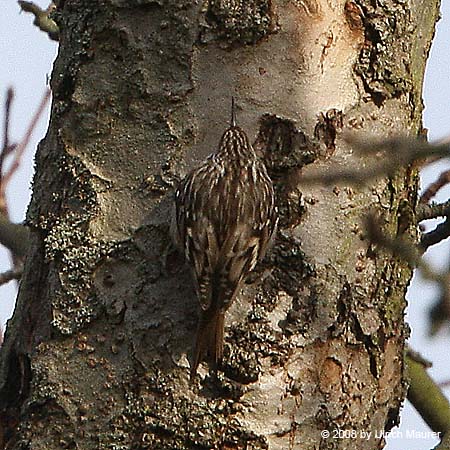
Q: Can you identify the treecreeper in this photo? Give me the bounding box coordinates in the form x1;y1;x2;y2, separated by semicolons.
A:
173;99;278;378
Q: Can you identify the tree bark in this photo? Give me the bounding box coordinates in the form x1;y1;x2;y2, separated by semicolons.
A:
0;0;440;449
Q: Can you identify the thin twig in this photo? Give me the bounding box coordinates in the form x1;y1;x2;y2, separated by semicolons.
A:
1;88;51;192
421;169;450;204
1;88;14;166
301;135;450;186
365;213;448;285
0;89;15;216
366;213;450;332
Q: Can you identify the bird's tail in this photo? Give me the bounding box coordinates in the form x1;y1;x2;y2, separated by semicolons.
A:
190;309;225;379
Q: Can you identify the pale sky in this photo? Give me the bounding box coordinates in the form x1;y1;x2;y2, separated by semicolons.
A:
1;1;450;448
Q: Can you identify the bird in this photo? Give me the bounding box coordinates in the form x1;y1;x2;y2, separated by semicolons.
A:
173;99;278;377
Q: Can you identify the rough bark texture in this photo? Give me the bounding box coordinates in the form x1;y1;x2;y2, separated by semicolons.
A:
0;0;440;449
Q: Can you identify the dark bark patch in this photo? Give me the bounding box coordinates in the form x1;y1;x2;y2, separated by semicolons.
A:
270;232;314;299
51;1;106;102
220;428;269;449
314;109;343;158
224;316;282;383
0;351;31;412
255;114;319;228
255;114;318;174
350;311;380;379
200;0;274;47
223;340;260;384
353;0;413;106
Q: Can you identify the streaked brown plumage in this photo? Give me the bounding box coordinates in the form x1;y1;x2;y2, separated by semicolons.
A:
174;100;277;377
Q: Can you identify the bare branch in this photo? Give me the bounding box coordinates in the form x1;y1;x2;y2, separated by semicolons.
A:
0;266;23;286
417;200;450;222
365;213;450;332
18;1;59;41
406;352;450;436
420;169;450;204
365;213;449;285
301;135;450;186
420;219;450;251
0;219;29;258
365;213;422;268
406;347;432;368
0;88;49;262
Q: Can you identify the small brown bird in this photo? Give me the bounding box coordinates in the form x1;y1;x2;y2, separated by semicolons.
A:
174;99;277;377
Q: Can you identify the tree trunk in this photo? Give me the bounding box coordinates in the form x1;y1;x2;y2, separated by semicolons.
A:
0;0;439;449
